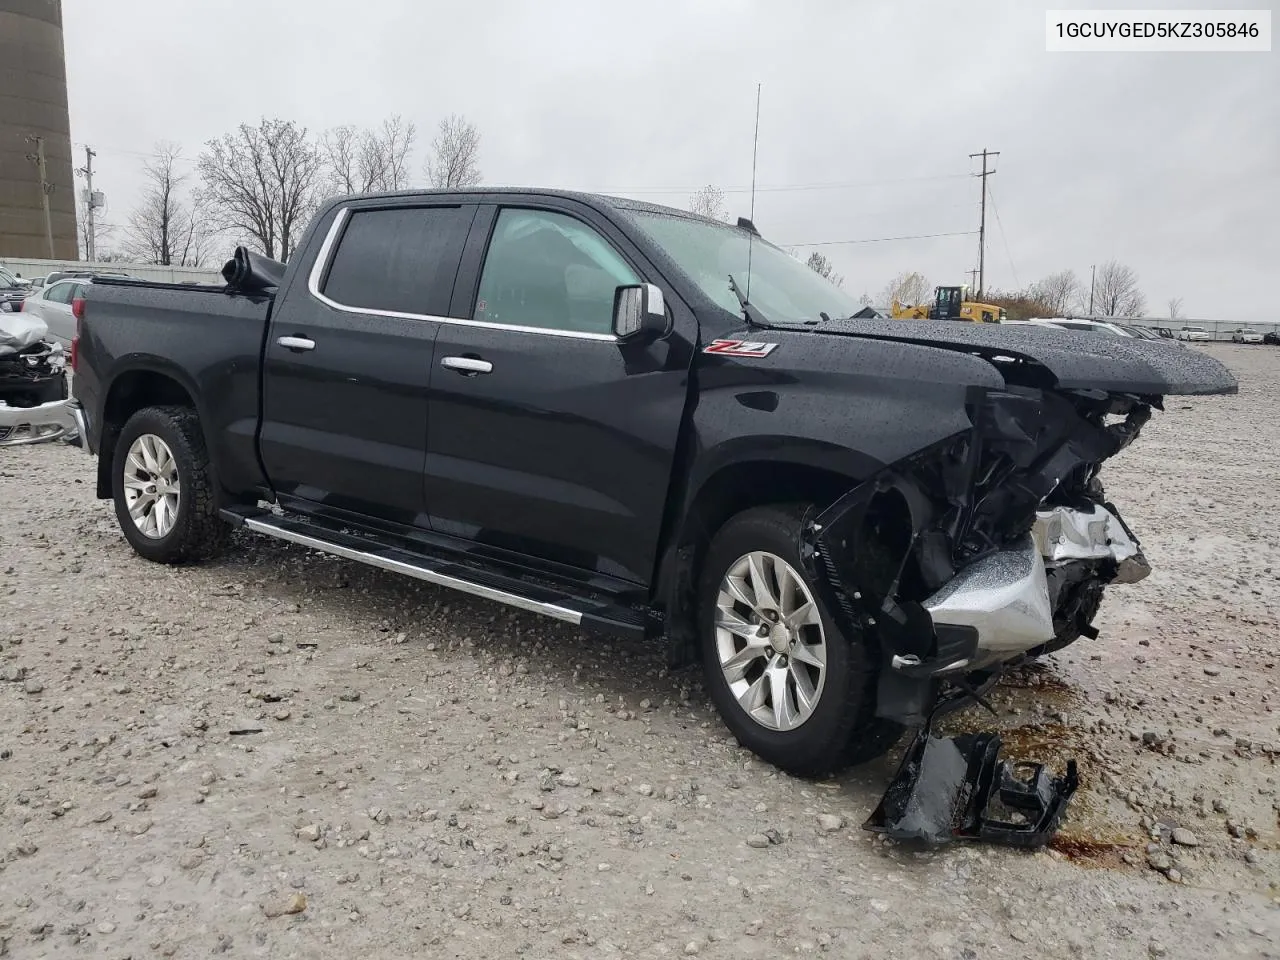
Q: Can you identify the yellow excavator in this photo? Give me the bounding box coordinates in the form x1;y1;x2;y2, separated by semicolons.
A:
890;285;1006;324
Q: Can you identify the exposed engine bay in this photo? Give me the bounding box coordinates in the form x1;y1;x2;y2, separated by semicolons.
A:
794;383;1167;845
801;384;1157;718
0;312;78;447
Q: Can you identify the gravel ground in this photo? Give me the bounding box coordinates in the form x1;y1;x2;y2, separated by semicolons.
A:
1;343;1277;959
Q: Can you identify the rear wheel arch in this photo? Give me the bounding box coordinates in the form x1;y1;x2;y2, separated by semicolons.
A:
96;367;204;500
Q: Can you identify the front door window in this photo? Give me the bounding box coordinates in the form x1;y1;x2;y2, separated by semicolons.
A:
473;209;639;335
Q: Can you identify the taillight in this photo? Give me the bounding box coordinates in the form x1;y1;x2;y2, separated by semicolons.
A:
70;300;84;373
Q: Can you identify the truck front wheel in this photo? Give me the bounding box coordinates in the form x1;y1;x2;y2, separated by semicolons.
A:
111;405;230;564
697;505;901;778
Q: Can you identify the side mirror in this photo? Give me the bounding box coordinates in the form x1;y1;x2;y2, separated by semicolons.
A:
612;283;667;341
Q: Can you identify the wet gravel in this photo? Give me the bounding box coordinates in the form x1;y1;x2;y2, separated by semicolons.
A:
1;343;1277;959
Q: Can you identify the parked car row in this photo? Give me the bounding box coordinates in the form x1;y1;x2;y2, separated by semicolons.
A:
0;272;137;349
1005;318;1180;341
1002;317;1276;345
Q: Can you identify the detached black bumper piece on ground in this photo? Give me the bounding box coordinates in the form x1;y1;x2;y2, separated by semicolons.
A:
864;725;1079;848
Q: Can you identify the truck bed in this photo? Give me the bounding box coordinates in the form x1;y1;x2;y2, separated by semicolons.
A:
76;278;276;498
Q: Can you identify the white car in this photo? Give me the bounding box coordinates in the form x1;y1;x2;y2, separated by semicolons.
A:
1021;317;1138;337
18;277;89;347
1176;326;1213;342
1230;329;1263;344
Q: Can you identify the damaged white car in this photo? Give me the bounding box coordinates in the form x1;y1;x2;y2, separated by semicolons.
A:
0;310;83;446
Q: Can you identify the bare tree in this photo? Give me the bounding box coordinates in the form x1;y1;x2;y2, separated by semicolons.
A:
125;142;194;266
805;251;844;287
1168;297;1184;320
424;114;481;189
857;291;873;307
1030;269;1082;316
321;125;361;195
881;271;932;308
197;118;325;261
323;115;417;195
170;191;223;268
1091;259;1147;317
689;184;726;221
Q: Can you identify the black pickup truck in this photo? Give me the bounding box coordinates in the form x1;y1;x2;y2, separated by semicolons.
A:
70;188;1236;778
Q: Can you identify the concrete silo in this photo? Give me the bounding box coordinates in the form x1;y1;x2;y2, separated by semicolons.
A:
0;0;78;260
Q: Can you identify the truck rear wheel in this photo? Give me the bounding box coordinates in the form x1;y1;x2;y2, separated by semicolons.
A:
111;405;230;564
697;505;902;778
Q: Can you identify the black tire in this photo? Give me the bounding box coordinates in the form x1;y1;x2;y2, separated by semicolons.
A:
111;405;230;564
697;505;902;778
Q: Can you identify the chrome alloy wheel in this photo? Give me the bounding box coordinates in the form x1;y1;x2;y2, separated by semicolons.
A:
122;433;181;539
714;551;827;731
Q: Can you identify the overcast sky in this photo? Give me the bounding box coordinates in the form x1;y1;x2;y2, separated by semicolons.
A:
62;0;1276;322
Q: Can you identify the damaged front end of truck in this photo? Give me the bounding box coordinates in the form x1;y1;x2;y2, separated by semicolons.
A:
798;381;1181;845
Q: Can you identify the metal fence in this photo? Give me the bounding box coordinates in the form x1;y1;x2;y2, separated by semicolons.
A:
1084;316;1279;342
1;256;223;286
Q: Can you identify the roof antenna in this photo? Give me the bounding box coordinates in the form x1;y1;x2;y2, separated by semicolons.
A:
744;82;761;304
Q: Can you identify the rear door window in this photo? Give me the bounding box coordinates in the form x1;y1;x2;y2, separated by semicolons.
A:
45;282;75;304
321;205;474;317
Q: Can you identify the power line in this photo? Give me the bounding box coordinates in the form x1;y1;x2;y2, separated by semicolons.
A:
785;229;978;247
77;142;973;202
73;141;197;165
584;172;971;196
986;183;1020;289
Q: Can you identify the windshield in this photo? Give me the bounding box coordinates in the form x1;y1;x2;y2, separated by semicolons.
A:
0;268;18;289
628;211;861;324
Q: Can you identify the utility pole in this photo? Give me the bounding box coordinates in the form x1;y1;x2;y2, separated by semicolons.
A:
968;148;999;299
25;135;56;258
1088;263;1096;315
76;145;98;262
966;267;980;291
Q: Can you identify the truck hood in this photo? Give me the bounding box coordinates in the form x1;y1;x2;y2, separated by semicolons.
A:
808;319;1237;396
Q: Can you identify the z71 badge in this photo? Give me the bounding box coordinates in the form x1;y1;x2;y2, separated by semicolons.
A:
703;339;779;358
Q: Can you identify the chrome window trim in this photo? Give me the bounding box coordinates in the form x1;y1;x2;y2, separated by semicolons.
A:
305;204;619;343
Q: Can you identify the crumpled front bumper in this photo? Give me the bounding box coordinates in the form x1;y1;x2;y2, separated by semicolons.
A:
923;537;1055;661
0;397;85;447
920;502;1149;669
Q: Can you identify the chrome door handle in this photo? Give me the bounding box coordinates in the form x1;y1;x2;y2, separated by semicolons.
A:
441;356;493;375
277;335;315;352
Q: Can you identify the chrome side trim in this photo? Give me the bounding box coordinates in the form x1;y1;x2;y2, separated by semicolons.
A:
304;205;619;343
241;516;584;625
